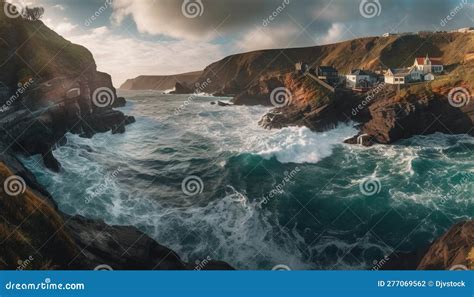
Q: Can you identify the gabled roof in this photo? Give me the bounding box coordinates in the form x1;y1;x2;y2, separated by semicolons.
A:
415;57;443;65
387;67;412;77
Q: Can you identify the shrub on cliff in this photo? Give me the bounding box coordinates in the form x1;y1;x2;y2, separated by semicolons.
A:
22;6;45;21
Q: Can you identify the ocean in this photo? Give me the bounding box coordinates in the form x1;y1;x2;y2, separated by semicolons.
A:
21;90;473;270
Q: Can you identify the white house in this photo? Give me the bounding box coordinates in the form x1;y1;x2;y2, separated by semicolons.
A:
384;67;421;85
345;69;377;88
384;68;409;85
384;55;444;84
414;54;443;74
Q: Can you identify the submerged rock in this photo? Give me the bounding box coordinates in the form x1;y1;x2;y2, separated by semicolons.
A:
42;151;61;172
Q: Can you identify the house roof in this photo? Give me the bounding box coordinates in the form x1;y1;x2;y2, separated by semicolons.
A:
317;66;337;72
416;57;443;65
350;69;371;76
387;68;412;77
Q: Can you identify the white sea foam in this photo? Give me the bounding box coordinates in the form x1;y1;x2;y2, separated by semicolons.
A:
19;93;473;270
255;125;358;163
190;102;357;164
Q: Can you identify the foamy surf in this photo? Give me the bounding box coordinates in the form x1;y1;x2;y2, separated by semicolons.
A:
254;124;358;164
20;92;474;270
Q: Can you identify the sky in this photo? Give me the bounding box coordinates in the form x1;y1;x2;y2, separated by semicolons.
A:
12;0;474;86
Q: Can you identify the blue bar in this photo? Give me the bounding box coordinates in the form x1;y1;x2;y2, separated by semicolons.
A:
0;271;472;297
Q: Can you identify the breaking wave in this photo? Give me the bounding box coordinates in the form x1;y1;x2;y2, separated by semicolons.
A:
21;91;473;269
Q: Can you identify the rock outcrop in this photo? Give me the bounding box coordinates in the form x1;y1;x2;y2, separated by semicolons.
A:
382;221;473;270
245;61;473;145
0;157;233;270
120;71;202;91
417;221;473;270
190;32;473;96
0;3;232;271
170;82;194;94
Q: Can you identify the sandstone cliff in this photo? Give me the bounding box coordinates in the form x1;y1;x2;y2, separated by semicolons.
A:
120;71;203;91
193;32;472;96
0;2;231;271
225;32;473;145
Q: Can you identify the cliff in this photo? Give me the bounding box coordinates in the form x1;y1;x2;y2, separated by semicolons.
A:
193;32;472;95
224;32;473;145
255;60;473;144
0;2;231;270
0;156;232;270
382;221;473;270
0;3;134;171
120;71;202;91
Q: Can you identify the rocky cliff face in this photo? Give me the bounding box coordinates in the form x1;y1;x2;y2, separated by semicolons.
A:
191;32;473;96
120;71;203;91
0;3;231;271
0;6;134;171
382;221;473;270
232;33;473;145
0;156;233;270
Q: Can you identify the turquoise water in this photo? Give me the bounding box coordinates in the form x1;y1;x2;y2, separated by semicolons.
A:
22;90;473;270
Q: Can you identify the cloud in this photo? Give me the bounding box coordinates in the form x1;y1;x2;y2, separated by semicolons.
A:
43;19;77;35
60;26;224;87
111;0;273;41
30;0;474;86
319;23;348;45
52;4;64;11
237;24;301;52
110;0;470;42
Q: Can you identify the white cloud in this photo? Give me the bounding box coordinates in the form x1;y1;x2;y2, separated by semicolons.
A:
111;0;268;41
237;25;301;52
319;23;347;45
60;26;224;87
52;4;64;11
43;19;77;35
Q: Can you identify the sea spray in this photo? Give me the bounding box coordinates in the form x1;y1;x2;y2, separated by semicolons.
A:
21;92;474;270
